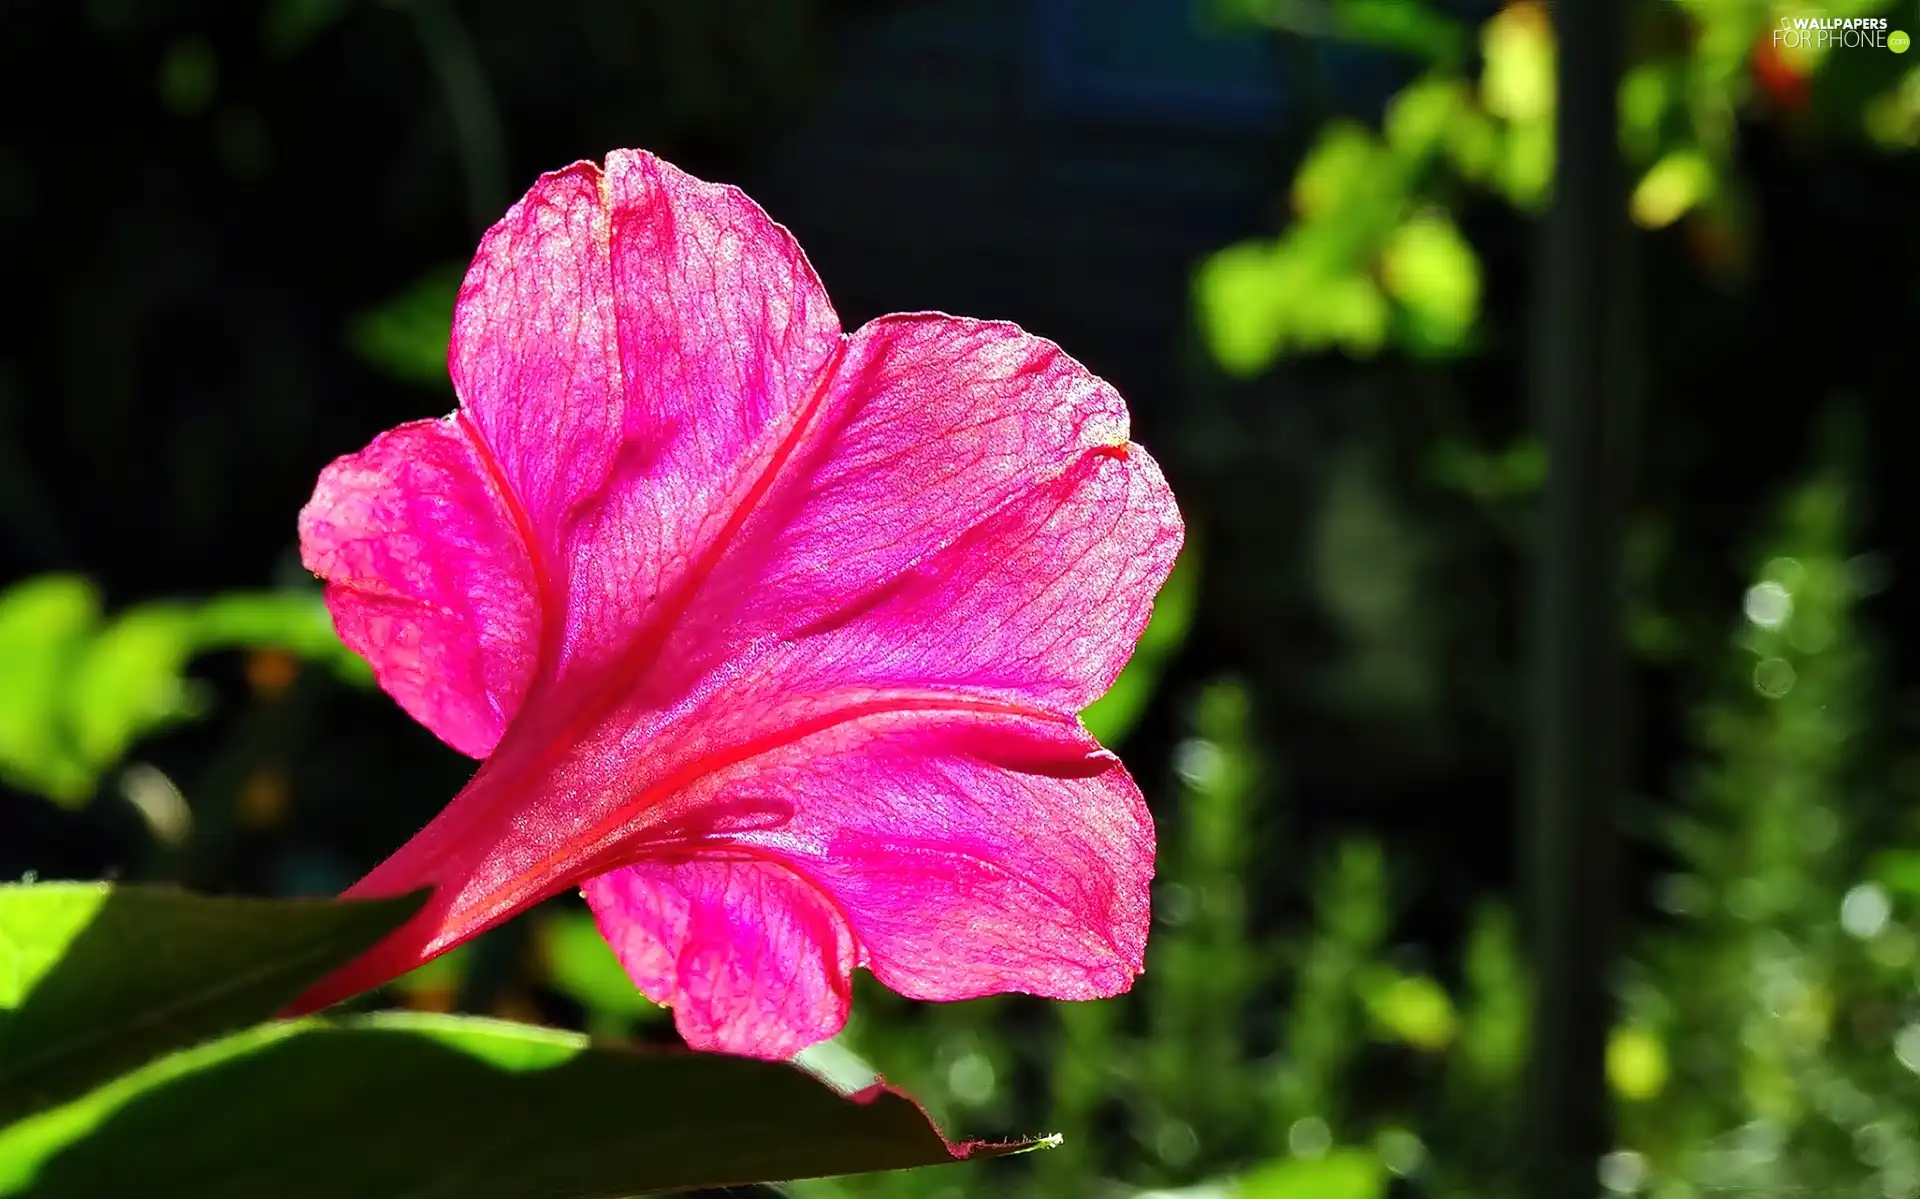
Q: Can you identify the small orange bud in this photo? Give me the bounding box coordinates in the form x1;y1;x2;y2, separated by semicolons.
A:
245;648;300;696
238;768;290;829
1751;34;1811;112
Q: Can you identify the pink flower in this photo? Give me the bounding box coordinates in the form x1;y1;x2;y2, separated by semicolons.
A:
287;150;1183;1058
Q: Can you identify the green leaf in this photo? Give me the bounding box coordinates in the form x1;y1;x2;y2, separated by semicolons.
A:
1310;274;1391;354
1356;966;1457;1051
347;265;464;388
1291;122;1385;220
0;576;359;807
1457;903;1527;1084
0;883;423;1125
0;578;98;806
1383;76;1470;160
1324;0;1470;66
1195;238;1290;377
156;37;217;117
536;909;662;1022
1629;148;1715;229
1082;545;1200;747
1425;434;1546;502
64;605;202;776
261;0;350;57
0;1012;1046;1197
1380;209;1481;352
194;591;369;684
1237;1148;1386;1199
1203;0;1468;63
1605;1024;1669;1101
1480;3;1553;122
1871;850;1920;898
1618;62;1675;162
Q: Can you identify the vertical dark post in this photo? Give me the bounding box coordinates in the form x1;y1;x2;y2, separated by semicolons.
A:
1524;0;1629;1193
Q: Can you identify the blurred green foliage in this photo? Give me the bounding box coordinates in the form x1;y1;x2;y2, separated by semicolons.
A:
787;680;1521;1198
1084;545;1202;748
1606;407;1920;1198
533;908;666;1038
775;404;1920;1199
347;266;465;391
0;575;364;809
1197;0;1917;375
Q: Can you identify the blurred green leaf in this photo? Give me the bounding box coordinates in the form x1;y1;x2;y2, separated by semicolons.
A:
1479;2;1556;208
0;1012;1036;1197
347;265;464;388
1313;275;1391;353
0;578;99;805
157;37;217;117
0;883;424;1125
1480;3;1553;122
1498;117;1554;209
1195;239;1290;376
1872;850;1920;898
536;909;661;1025
1618;62;1676;162
1425;434;1546;503
793;1035;886;1096
0;576;357;808
1380;209;1480;352
1356;967;1456;1051
1383;76;1470;159
195;592;369;683
1457;904;1528;1086
1236;1149;1385;1199
1629;149;1715;229
261;0;350;57
1291;122;1383;220
1083;546;1201;747
1441;100;1502;186
1321;0;1470;64
1207;0;1469;64
1606;1025;1669;1101
65;606;202;777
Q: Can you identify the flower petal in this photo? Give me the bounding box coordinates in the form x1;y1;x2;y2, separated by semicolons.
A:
583;712;1151;1056
289;162;1183;1024
297;417;539;758
446;161;620;580
787;724;1153;1004
583;855;856;1060
450;151;844;676
648;313;1183;710
306;151;843;750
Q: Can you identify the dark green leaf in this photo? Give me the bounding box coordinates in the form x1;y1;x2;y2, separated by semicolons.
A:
0;884;423;1124
346;265;464;388
0;1012;1050;1197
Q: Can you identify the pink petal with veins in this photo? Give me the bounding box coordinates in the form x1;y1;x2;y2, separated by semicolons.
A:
288;149;1182;1058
